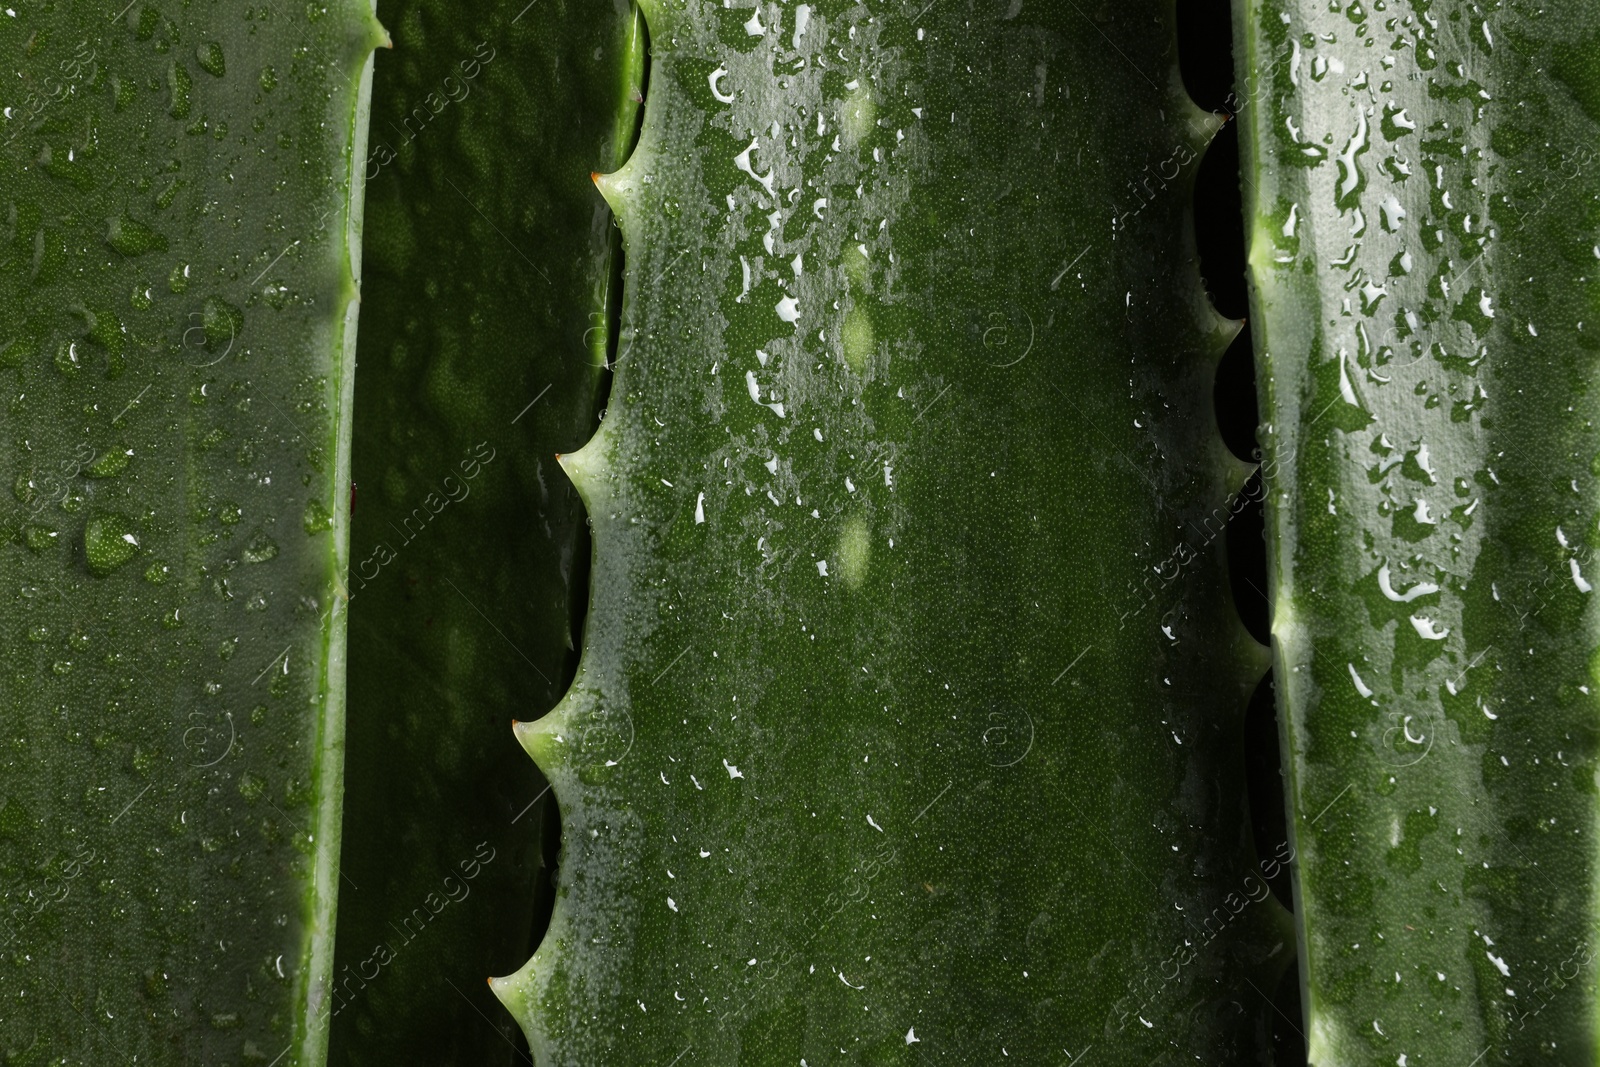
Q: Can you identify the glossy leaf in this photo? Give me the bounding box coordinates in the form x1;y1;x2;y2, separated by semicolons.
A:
1236;0;1600;1061
0;1;380;1062
492;1;1291;1061
328;1;641;1062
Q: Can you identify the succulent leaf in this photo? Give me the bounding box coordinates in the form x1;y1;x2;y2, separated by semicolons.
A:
0;2;381;1062
327;1;642;1062
1236;0;1600;1060
496;1;1292;1061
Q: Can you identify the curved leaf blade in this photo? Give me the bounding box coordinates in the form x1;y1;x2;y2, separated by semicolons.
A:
494;1;1290;1061
0;2;380;1062
1237;1;1600;1061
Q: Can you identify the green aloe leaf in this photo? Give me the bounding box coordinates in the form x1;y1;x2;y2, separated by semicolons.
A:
0;2;380;1063
1236;0;1600;1061
489;0;1290;1060
327;1;641;1062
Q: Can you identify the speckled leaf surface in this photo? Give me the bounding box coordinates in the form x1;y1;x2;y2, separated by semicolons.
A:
0;2;379;1063
327;1;640;1062
491;1;1291;1061
1235;0;1600;1062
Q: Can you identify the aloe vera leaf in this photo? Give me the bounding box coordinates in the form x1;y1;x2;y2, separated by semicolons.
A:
0;3;379;1062
327;3;642;1062
487;1;1292;1060
1235;1;1600;1060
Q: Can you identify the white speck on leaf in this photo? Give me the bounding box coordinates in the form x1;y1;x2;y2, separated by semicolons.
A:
1409;616;1449;640
1348;663;1373;698
733;138;773;194
1378;563;1438;602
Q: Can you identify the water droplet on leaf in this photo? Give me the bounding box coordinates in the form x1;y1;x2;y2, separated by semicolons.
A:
84;513;139;576
196;41;225;78
302;499;332;533
106;215;168;256
242;533;279;564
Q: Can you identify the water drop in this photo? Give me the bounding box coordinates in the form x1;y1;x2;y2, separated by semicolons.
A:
133;6;159;39
84;513;139;576
106;215;168;257
243;533;279;563
24;525;59;553
302;499;333;533
201;296;243;349
168;62;192;119
54;340;82;377
196;41;225;78
84;448;132;479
